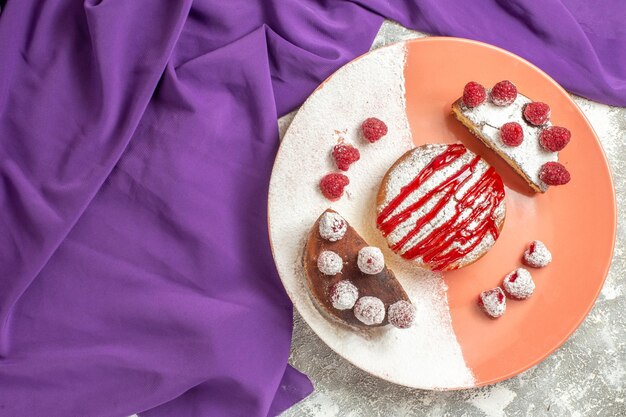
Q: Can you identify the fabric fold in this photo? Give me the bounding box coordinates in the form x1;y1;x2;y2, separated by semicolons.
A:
0;1;624;416
0;0;192;353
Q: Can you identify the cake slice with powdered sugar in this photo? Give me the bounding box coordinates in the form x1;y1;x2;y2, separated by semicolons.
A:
451;80;571;193
303;209;415;330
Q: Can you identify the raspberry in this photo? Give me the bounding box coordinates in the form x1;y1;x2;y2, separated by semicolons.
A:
490;80;517;106
318;211;347;242
319;173;349;201
332;143;360;171
317;250;343;276
353;296;385;325
387;300;416;329
539;126;571;152
499;122;524;147
329;280;358;310
462;81;487;108
523;240;552;268
539;162;571;186
502;268;535;300
478;287;506;318
523;102;550;126
361;118;388;143
357;246;385;275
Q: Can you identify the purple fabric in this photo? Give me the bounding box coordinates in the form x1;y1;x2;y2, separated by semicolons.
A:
0;1;623;416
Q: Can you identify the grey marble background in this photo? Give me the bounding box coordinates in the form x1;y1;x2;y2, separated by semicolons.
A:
278;21;625;417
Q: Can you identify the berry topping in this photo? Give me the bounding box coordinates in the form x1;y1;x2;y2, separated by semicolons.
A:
490;80;517;106
502;268;535;300
357;246;385;275
332;143;361;171
361;118;388;143
478;287;506;318
523;240;552;268
319;173;349;201
354;296;385;325
523;102;550;126
499;122;524;147
387;300;416;329
539;126;571;152
317;251;343;276
539;162;571;186
330;280;359;310
462;81;487;108
318;211;347;242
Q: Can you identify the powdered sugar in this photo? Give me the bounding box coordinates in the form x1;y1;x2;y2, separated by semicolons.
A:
354;296;386;325
330;280;359;310
268;42;475;388
523;240;552;268
459;93;558;192
502;268;535;299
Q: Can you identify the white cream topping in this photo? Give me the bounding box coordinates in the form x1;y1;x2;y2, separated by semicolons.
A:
459;93;558;192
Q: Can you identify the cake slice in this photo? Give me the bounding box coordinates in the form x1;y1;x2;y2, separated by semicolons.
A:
452;80;571;193
303;209;414;330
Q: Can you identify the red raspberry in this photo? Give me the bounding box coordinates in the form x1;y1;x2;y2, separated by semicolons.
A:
477;287;506;318
332;143;360;171
320;173;349;201
462;81;487;108
490;80;517;106
539;126;571;152
523;102;550;126
361;118;388;143
539;162;571;186
499;122;524;147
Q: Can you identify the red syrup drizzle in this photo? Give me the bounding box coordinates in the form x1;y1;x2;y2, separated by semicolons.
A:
377;145;505;271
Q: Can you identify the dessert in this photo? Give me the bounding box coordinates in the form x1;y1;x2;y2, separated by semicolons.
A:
376;143;506;271
304;209;414;329
502;268;535;299
478;287;506;318
452;80;571;193
523;240;552;268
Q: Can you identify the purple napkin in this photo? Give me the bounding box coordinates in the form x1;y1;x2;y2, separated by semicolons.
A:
0;1;623;416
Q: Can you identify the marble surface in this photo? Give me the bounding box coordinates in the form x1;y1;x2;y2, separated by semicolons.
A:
278;21;625;417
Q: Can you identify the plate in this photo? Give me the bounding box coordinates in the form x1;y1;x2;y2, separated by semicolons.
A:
268;38;616;389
